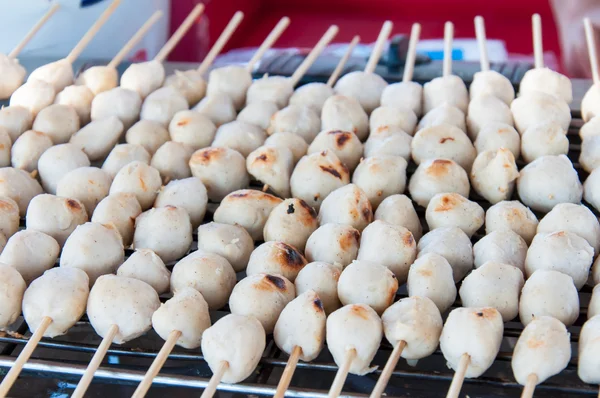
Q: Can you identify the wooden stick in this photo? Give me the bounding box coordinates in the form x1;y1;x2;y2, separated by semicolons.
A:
246;17;291;72
9;3;60;58
131;330;182;398
443;21;454;77
290;25;339;86
364;21;393;74
403;23;421;83
532;13;544;69
107;10;163;69
274;345;302;398
584;18;600;85
0;316;52;397
328;348;357;398
154;4;205;62
327;35;360;87
197;11;245;76
65;0;122;64
446;353;470;398
200;360;229;398
521;373;538;398
474;16;490;72
71;324;119;398
370;340;406;398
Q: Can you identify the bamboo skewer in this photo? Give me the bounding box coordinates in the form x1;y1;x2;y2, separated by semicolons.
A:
9;3;60;58
107;10;163;69
443;21;454;77
364;21;393;74
474;16;490;72
327;35;360;87
273;345;302;398
370;340;407;398
520;373;538;398
446;353;470;398
246;17;291;72
289;25;339;86
403;23;421;82
328;348;357;398
197;11;245;76
154;4;205;62
584;17;600;85
200;360;229;398
532;13;544;69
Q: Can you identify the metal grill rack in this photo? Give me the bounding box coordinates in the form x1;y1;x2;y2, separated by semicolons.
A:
0;92;598;397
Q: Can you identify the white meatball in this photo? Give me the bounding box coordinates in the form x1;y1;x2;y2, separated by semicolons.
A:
22;267;89;337
0;196;18;240
246;145;293;198
439;307;503;378
170;251;236;310
154;177;208;227
338;260;398;314
511;91;570;135
229;273;295;333
407;252;456;313
579;315;600;384
151;141;194;182
412;125;476;171
189;147;249;202
87;274;160;343
469;70;515;105
525;231;593;290
470;148;519;204
201;314;265;384
109;161;162;209
163;69;206;106
521;122;568;163
263;198;319;252
0;167;43;216
140;86;189;127
237;100;279;130
151;287;210;349
423;75;469;114
370;106;418;136
295;261;342;315
352;156;407;209
579;115;600;139
91;87;142;129
425;193;484;237
538;203;600;254
76;65;118;95
308;130;363;171
168;110;216;150
60;222;124;285
519;269;579;326
585;167;600;212
120;60;165;99
417;227;473;282
56;167;112;215
305;223;360;268
382;296;443;360
364;126;412;161
0;106;33;141
321;95;369;141
519;67;572;104
485;201;539;244
459;261;524;322
289;82;334;113
290;150;350;210
473;230;527;271
517;155;582;213
357;220;416;282
91;192;142;247
206;65;252;110
408;158;470;208
212;120;266;158
417;104;466;133
10;79;56;117
273;290;326;361
589;285;600;319
374;194;422;240
0;263;26;328
582;85;600;122
512;316;571;385
318;184;373;231
334;71;388;114
474;122;521;159
32;104;80;144
196;222;254;272
380;81;423;117
55;84;93;124
116;249;170;294
246;241;307;282
38;143;90;194
133;206;192;263
466;95;513;139
11;130;53;171
247;75;293;109
193;93;236;127
0;54;26;100
28;59;73;92
70;116;124;161
126;120;170;155
326;303;383;375
580;135;600;172
102;144;151;179
268;104;321;143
